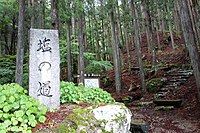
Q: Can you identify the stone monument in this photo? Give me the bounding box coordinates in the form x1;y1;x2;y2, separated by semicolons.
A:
29;29;60;109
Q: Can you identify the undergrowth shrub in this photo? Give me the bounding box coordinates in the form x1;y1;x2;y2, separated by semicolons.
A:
0;56;15;84
85;60;113;74
0;83;47;133
0;55;29;89
60;81;115;104
145;78;164;93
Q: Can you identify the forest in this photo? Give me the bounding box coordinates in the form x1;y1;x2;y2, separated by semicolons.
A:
0;0;200;132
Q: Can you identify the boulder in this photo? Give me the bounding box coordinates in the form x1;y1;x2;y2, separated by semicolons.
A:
92;104;132;133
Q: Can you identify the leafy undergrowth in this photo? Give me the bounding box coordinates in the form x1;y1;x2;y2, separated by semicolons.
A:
0;83;47;133
60;81;115;104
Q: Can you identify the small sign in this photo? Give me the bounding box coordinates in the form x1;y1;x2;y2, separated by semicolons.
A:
84;78;100;88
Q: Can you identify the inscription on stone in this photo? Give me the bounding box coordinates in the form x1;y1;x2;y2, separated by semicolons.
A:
29;29;60;109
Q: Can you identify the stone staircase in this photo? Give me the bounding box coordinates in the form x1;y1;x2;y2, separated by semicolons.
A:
155;68;193;98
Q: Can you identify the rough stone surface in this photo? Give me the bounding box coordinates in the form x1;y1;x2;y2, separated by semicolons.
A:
92;104;132;133
29;29;60;110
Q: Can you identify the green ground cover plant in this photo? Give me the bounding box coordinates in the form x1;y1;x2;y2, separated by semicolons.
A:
0;83;47;133
60;81;115;104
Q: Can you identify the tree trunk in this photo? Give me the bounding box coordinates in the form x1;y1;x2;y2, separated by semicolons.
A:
51;0;58;29
141;4;151;52
174;0;181;32
110;5;121;94
30;0;35;28
141;0;157;71
66;20;72;82
161;10;166;33
122;0;131;69
38;0;45;28
16;0;25;85
78;16;85;84
177;0;200;102
115;1;124;68
130;0;146;92
94;14;101;60
166;0;175;49
188;0;200;49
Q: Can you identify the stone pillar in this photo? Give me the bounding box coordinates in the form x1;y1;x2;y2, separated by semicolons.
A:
29;29;60;109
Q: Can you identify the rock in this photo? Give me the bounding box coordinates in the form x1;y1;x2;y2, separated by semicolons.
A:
130;120;149;133
29;29;60;110
92;104;132;133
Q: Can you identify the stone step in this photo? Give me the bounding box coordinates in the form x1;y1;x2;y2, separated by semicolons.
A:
177;69;193;73
165;82;181;88
160;87;171;92
168;78;187;82
155;106;174;111
153;99;182;107
168;73;192;77
154;91;169;99
171;75;190;79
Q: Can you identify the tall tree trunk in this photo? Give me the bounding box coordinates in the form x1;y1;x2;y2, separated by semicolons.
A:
177;0;200;102
174;0;181;32
51;0;58;29
16;0;25;85
66;20;72;82
187;0;200;49
131;0;146;92
161;10;166;33
122;0;131;70
38;0;45;28
166;0;175;49
30;0;35;28
78;16;85;84
155;4;161;49
106;24;112;61
141;0;157;71
93;13;101;60
11;17;16;55
110;5;121;94
141;4;151;52
115;1;124;68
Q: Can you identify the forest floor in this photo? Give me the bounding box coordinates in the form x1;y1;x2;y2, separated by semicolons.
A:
33;32;200;133
102;32;200;133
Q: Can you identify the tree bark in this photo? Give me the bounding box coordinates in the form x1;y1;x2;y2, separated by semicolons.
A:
161;10;166;33
51;0;58;29
174;0;182;32
187;0;200;49
110;5;121;94
78;16;85;84
122;0;131;70
66;20;72;82
130;0;146;92
177;0;200;102
141;0;157;71
166;0;175;49
15;0;25;85
30;0;35;28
